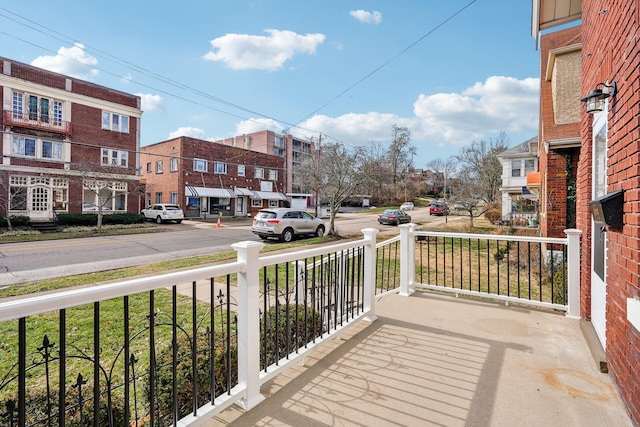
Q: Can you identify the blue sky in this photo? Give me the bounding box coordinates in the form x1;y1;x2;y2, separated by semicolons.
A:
0;1;540;167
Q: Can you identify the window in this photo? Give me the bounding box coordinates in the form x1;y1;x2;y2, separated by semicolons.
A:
254;167;264;179
170;158;178;171
12;137;36;157
83;180;127;211
237;165;245;177
12;92;23;118
214;162;227;174
194;159;207;172
53;101;63;126
511;160;522;177
269;200;279;208
146;162;152;172
102;111;130;133
101;148;128;167
268;170;278;181
155;192;163;203
252;198;263;208
42;140;63;160
156;161;163;173
525;159;535;174
170;192;178;204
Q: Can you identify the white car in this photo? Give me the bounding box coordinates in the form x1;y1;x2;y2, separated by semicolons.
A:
252;208;325;242
400;202;414;211
141;204;184;224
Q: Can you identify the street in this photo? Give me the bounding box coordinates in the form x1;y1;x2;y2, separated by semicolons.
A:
0;208;460;287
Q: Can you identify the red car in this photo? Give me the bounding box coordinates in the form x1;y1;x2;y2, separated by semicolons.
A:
429;203;449;216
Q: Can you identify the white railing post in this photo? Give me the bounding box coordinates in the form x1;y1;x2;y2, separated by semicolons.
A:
564;229;582;319
399;224;415;296
231;241;265;411
362;228;378;322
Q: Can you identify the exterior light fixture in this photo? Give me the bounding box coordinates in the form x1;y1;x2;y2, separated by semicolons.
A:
580;82;617;113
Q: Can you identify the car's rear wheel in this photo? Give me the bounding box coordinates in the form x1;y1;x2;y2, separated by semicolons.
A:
176;220;183;224
156;216;163;224
281;228;294;242
315;225;325;237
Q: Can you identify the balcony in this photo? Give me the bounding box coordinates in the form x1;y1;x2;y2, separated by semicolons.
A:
0;226;632;426
3;110;72;135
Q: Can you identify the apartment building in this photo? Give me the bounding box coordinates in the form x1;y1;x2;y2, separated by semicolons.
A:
0;56;143;221
216;130;316;207
140;136;287;218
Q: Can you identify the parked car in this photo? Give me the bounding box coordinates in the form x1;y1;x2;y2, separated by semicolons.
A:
429;203;449;216
252;208;325;242
400;202;415;211
141;204;184;224
377;209;412;226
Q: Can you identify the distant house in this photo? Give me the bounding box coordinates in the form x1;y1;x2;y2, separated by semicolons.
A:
0;57;143;221
497;137;538;223
141;137;287;218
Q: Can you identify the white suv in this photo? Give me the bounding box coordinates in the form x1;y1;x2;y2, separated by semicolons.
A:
252;208;325;242
141;204;184;224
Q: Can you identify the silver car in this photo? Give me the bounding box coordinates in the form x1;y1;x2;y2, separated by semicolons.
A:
252;208;325;242
141;204;184;224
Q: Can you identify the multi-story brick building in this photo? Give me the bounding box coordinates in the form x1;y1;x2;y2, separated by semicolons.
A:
140;136;287;218
0;57;143;221
533;1;640;423
536;26;582;238
215;130;316;207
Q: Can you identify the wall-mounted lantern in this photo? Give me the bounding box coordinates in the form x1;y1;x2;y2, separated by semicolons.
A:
580;82;617;114
589;190;624;228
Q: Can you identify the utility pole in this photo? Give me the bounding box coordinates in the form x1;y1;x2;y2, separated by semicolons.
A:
316;134;322;217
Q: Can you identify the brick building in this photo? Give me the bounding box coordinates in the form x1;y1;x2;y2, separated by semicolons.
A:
533;1;640;423
140;137;287;218
536;26;582;238
0;57;143;221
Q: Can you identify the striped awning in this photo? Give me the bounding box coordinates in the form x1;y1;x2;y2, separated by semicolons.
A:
251;191;288;201
234;187;255;196
186;186;235;198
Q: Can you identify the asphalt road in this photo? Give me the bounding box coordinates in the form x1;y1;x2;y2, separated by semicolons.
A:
0;208;460;287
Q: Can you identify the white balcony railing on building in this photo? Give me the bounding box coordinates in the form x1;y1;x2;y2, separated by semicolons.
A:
0;226;580;425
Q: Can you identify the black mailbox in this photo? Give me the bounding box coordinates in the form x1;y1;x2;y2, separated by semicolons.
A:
589;190;624;228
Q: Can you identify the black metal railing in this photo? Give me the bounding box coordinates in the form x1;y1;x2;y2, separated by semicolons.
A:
0;275;237;426
414;232;569;309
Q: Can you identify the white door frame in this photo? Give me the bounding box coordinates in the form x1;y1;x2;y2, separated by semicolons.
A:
591;108;608;349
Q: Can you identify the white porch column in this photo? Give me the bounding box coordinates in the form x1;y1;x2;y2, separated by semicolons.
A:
362;228;378;322
564;229;582;319
399;224;415;296
231;241;265;411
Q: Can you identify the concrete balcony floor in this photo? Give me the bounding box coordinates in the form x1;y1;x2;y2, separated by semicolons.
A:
212;291;632;426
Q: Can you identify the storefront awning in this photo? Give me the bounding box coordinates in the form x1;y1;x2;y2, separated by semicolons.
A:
234;187;255;196
251;191;288;201
186;186;235;198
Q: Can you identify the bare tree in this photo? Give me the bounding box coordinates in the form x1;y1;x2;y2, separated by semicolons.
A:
294;142;365;236
454;132;509;204
0;173;27;231
426;157;458;198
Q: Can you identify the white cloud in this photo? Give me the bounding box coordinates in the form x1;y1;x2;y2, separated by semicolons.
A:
411;76;539;145
136;93;164;112
31;43;99;80
289;76;538;158
169;127;206;139
350;10;382;24
298;112;414;145
236;118;285;135
203;29;325;71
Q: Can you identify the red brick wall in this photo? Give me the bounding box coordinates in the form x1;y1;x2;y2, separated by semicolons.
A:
580;0;640;422
141;137;286;215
